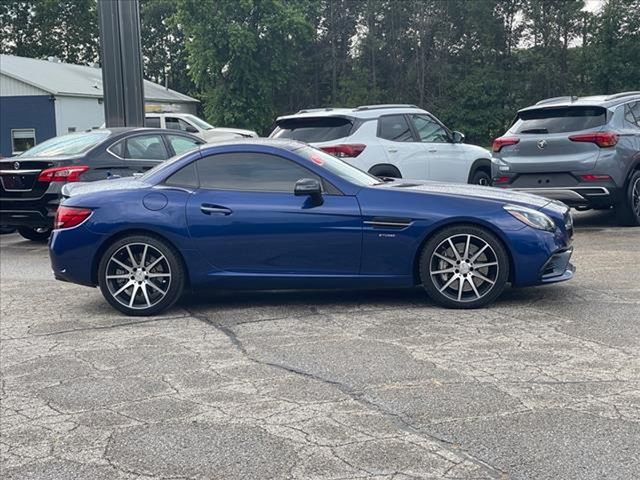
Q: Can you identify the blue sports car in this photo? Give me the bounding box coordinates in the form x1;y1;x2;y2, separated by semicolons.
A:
49;139;575;316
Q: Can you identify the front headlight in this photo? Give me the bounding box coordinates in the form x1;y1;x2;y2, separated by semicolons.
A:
504;204;556;232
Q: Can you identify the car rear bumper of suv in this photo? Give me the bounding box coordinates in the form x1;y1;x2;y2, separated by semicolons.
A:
493;173;621;208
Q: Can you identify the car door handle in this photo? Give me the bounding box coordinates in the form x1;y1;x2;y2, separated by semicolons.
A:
428;148;437;153
387;148;398;153
201;204;232;215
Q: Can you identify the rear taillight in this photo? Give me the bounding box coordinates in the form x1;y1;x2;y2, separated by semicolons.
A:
54;206;92;229
38;165;89;183
492;137;520;153
320;144;366;158
569;132;618;148
580;174;612;182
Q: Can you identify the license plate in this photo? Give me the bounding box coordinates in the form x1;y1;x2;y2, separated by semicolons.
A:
0;174;34;191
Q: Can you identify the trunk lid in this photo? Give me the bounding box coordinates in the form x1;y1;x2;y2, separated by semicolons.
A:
496;105;609;173
0;157;72;199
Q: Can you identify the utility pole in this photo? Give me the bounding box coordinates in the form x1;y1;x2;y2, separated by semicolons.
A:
97;0;145;127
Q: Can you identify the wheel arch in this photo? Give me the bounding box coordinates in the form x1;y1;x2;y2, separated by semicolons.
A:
91;228;191;288
368;163;402;178
467;158;492;184
411;219;516;285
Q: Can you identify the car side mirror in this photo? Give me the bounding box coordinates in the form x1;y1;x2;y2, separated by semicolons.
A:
185;126;198;133
452;131;465;143
294;178;323;205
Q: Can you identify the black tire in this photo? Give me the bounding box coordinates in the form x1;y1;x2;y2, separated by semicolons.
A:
98;234;185;316
369;164;402;179
470;169;491;186
615;170;640;226
17;226;51;242
419;224;509;309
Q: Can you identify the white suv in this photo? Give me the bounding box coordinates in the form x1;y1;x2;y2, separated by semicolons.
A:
270;105;492;184
145;113;258;142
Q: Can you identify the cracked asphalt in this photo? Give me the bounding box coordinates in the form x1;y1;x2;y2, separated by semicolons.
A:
1;209;639;480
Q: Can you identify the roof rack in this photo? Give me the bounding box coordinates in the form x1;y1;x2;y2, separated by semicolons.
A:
535;96;579;106
354;104;419;111
296;107;340;114
605;91;640;101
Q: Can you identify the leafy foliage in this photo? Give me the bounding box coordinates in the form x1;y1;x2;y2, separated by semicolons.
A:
1;0;638;142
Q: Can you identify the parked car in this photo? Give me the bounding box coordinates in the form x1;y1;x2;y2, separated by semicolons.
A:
50;139;574;316
270;104;493;185
491;91;640;226
0;128;204;241
145;113;258;142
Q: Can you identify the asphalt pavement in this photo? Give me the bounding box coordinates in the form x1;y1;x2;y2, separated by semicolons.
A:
1;209;639;479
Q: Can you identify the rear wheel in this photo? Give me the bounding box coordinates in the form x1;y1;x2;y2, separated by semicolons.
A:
419;225;509;308
368;164;402;179
615;170;640;226
17;226;51;242
98;235;185;316
470;169;491;186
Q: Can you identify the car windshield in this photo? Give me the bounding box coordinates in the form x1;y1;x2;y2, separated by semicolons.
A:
296;146;382;187
186;115;214;130
20;131;110;157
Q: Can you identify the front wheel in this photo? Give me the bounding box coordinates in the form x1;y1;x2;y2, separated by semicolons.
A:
615;171;640;226
17;226;51;242
419;225;509;308
98;235;185;316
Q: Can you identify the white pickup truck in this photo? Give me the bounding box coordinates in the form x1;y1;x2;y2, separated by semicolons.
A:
145;113;258;142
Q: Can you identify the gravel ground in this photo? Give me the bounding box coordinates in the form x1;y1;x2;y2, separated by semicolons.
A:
1;209;639;480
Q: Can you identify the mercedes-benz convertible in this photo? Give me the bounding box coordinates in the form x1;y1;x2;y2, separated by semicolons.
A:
49;139;574;316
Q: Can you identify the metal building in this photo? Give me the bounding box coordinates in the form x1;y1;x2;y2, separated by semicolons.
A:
0;54;199;157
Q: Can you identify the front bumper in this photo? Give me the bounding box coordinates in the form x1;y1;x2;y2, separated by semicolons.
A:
540;247;575;284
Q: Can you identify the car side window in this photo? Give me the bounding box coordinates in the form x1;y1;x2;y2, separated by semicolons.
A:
145;117;161;128
377;115;414;142
166;117;192;131
624;102;640;129
167;135;202;155
196;152;323;193
125;135;169;160
411;115;450;143
165;162;198;188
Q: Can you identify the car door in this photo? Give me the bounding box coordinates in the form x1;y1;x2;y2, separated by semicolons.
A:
410;114;467;183
183;151;362;276
375;114;427;179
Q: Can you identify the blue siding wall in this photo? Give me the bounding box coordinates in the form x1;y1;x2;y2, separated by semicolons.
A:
0;95;56;157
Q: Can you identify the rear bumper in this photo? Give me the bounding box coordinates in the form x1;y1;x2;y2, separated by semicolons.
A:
510;186;620;207
0;195;60;228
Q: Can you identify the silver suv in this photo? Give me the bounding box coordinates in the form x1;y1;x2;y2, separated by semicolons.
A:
492;92;640;225
271;105;493;185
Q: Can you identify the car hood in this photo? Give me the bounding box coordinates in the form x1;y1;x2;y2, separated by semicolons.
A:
378;180;560;210
62;177;150;198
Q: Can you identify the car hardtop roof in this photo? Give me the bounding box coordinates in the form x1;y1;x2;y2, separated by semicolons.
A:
276;104;428;121
520;91;640;112
200;138;308;152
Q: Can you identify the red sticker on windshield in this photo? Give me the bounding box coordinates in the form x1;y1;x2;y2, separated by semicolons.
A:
310;154;324;166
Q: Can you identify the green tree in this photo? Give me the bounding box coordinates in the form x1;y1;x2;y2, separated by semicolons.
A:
176;0;315;133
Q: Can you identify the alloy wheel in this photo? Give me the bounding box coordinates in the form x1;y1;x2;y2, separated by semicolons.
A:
104;242;172;310
429;234;499;302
